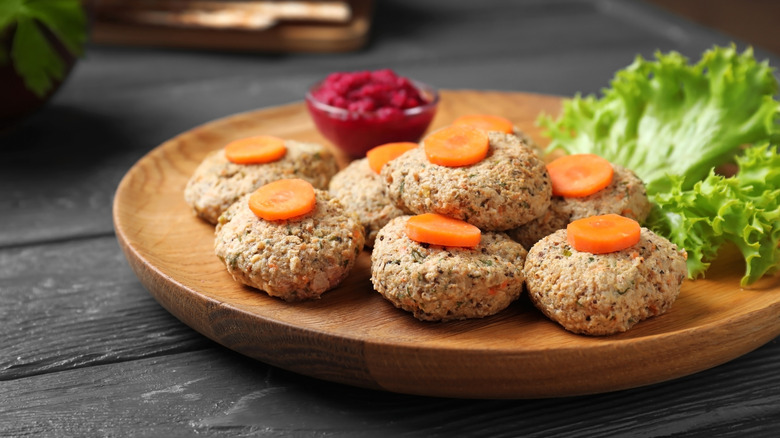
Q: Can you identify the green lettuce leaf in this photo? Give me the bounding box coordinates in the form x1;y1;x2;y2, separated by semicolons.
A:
539;45;780;194
538;44;780;285
646;144;780;286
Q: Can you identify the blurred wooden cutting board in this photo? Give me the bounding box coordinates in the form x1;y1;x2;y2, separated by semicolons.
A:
90;0;373;52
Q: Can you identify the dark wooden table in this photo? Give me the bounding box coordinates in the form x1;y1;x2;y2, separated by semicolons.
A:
2;1;779;436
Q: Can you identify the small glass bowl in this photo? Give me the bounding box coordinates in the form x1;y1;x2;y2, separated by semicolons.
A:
305;79;439;157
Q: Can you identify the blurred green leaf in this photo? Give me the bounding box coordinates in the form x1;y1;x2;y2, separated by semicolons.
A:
2;0;87;97
11;16;64;97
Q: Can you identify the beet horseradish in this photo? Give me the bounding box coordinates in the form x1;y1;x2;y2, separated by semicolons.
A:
306;69;439;157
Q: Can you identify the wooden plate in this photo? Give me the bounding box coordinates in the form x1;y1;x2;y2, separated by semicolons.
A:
113;90;780;399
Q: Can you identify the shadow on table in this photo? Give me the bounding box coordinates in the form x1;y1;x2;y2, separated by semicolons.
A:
0;103;136;169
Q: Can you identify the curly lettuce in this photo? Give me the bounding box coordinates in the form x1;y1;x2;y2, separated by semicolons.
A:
647;144;780;286
538;44;780;285
540;44;780;194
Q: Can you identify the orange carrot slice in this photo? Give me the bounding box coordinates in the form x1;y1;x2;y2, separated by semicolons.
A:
452;114;514;134
566;214;641;254
225;135;287;164
405;213;481;247
366;142;418;174
546;153;614;197
423;125;489;167
248;178;316;221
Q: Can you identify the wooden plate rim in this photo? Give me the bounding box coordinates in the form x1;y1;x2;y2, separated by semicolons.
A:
113;90;780;399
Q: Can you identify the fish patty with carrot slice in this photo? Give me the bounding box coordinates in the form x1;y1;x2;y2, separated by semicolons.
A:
523;227;687;336
382;131;551;231
329;157;407;248
370;215;527;322
185;139;339;224
214;188;364;302
507;163;651;249
452;115;545;157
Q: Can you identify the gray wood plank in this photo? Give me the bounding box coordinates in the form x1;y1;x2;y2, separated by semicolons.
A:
1;341;779;437
0;236;212;380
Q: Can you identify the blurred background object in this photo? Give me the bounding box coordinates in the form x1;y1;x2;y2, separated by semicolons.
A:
90;0;373;52
646;0;780;55
1;0;88;131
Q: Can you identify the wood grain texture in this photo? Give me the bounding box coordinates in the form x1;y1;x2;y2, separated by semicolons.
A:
0;237;214;381
112;90;780;399
2;342;779;436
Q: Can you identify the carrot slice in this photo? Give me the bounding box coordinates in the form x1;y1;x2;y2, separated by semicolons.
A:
248;179;316;221
366;142;418;174
452;114;514;134
405;213;481;247
224;135;287;164
566;214;641;254
546;153;614;197
423;125;489;167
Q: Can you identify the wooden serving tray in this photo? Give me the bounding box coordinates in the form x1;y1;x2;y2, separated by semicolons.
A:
113;90;780;399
